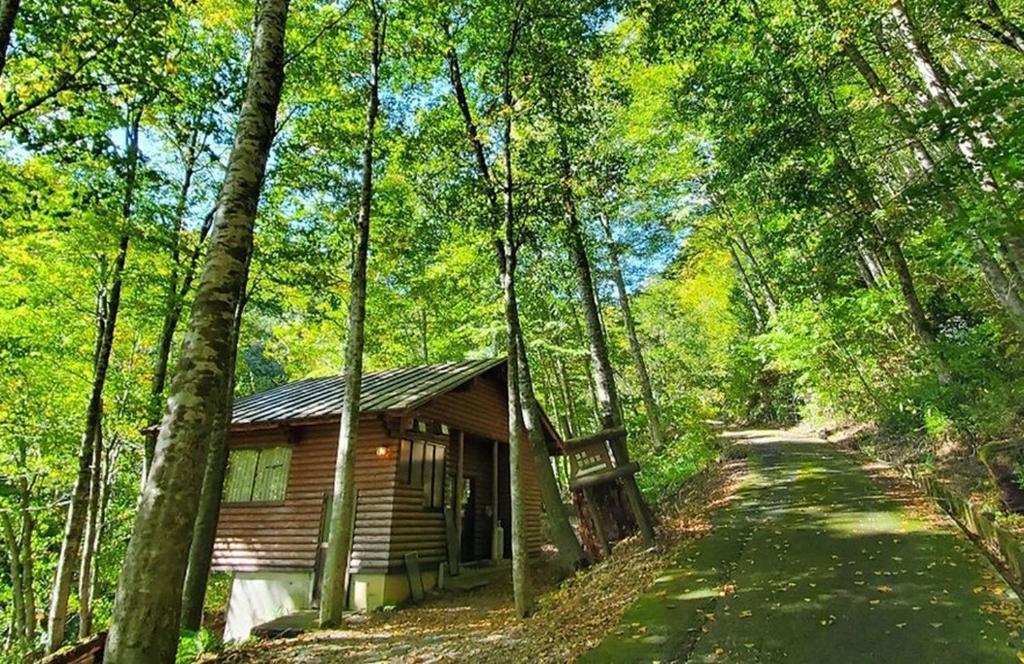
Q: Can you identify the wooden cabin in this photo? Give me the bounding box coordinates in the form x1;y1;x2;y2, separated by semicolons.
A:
213;357;559;640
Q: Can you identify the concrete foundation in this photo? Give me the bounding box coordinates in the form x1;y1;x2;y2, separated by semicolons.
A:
348;568;439;611
224;570;314;642
223;566;445;640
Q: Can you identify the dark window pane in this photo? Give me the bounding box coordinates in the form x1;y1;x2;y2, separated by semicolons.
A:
410;441;425;488
399;439;412;484
431;445;445;508
422;444;435;506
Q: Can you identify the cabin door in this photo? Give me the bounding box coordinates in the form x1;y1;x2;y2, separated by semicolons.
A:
460;478;477;562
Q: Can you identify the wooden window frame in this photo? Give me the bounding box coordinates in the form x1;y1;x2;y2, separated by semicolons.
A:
223;446;292;505
397;438;446;511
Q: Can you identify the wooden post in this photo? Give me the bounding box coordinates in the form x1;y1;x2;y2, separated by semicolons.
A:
341;489;359;610
492;438;500;560
444;509;460;576
582;487;611;557
405;552;425;603
455;431;465;541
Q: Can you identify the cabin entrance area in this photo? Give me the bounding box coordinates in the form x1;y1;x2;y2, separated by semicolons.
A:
451;433;509;566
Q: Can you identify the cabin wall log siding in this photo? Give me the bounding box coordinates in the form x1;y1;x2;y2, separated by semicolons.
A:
415;377;509;443
213;416;396;572
212;373;546;575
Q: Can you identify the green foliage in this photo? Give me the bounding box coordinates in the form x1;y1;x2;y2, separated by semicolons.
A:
635;427;718;501
4;0;1024;654
176;628;223;664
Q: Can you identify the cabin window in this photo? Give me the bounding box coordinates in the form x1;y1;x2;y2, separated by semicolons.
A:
223;447;292;503
398;439;446;509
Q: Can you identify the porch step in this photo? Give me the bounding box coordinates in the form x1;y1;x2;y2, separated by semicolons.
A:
448;560;510;591
250;610;318;640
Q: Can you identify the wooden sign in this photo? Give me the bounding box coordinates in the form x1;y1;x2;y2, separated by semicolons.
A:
565;427;639;491
568;438;614;480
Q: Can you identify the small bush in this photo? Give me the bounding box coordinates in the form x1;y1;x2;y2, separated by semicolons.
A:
176;628;222;664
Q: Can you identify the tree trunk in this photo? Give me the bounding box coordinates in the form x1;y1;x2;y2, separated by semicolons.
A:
558;145;655;544
598;215;665;449
498;28;535;612
735;232;778;315
515;328;588;574
0;512;25;644
419;306;428;363
981;0;1024;53
554;355;578;439
77;414;104;639
872;21;931;109
447;18;576;608
20;488;35;643
105;1;289;660
888;0;1001;194
0;0;19;80
502;244;534;618
319;3;383;626
179;293;246;631
729;241;766;330
47;106;138;650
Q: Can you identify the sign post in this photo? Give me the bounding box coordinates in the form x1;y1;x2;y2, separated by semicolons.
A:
565;427;646;555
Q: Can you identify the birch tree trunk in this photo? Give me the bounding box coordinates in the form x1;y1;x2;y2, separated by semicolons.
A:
597;215;665;448
46;106;138;650
106;1;289;660
319;1;383;626
179;292;246;631
888;0;1002;194
0;0;18;80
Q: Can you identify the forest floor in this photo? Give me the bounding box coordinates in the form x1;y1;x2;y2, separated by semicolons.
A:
583;428;1024;663
214;451;745;663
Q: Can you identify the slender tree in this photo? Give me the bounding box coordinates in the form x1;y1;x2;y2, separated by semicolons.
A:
558;139;655;544
598;214;665;448
76;414;104;638
45;108;141;653
445;24;587;583
319;0;385;627
179;290;247;631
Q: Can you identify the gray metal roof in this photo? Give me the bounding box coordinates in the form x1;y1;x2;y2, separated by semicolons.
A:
231;357;505;426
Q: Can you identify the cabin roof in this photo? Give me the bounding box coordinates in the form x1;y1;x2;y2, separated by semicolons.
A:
231;357;506;426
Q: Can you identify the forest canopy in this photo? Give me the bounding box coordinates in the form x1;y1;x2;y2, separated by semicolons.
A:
2;0;1024;659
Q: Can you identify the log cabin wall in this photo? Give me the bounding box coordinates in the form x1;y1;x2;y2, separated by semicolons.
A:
213;416;396;573
213;370;547;577
415;373;509;443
